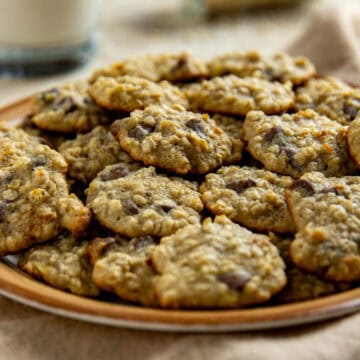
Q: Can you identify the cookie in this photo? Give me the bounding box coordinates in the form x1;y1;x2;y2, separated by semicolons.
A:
88;76;188;112
89;235;159;306
269;234;348;303
90;51;208;83
18;232;99;296
212;114;244;164
150;215;286;309
86;166;203;238
184;75;294;116
200;166;295;233
31;81;109;133
207;50;315;85
295;77;360;125
0;130;91;255
111;104;232;174
286;172;360;282
58;126;135;184
244;109;356;178
347;113;360;166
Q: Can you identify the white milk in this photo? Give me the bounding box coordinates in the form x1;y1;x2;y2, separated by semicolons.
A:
0;0;100;48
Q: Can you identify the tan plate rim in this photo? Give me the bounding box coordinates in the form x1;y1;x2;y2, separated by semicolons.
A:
0;96;359;332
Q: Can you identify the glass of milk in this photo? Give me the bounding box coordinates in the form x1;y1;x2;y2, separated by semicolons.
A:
0;0;100;77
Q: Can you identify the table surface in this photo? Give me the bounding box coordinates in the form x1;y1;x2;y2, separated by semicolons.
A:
1;1;360;359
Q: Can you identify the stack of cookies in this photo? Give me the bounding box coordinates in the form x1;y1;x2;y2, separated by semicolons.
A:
2;50;360;308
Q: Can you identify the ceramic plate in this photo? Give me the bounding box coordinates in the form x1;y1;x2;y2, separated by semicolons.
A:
0;97;359;332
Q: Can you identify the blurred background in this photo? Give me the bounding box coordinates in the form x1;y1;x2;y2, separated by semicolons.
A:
0;0;357;106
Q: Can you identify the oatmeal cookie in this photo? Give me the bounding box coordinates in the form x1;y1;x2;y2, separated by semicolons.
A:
347;113;360;166
212;114;244;164
89;235;159;306
19;232;99;296
200;166;295;233
90;51;208;83
244;109;356;178
150;216;286;309
207;50;315;85
58;126;136;184
111;104;232;174
269;234;348;303
286;172;360;282
31;81;109;133
295;77;360;125
184;75;294;116
88;76;188;112
86;166;203;238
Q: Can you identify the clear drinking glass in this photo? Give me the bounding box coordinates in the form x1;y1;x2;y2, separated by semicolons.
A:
0;0;100;77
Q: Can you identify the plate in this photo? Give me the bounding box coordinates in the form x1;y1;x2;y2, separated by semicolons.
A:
0;97;360;332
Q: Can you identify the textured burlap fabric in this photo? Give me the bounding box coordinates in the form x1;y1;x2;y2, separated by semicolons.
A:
1;1;360;359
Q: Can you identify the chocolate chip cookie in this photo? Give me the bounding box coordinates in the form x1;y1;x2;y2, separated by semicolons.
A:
111;104;233;174
184;75;294;116
19;232;99;296
89;235;159;306
295;77;360;125
31;81;109;133
58;126;136;184
200;166;295;233
90;51;208;83
207;50;315;85
150;215;286;308
86;166;203;238
88;76;188;112
244;109;356;178
286;172;360;282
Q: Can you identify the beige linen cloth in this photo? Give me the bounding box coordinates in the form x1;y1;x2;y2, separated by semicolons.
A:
1;2;360;360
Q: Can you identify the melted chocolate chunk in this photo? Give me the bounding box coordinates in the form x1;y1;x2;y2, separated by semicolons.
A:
122;198;140;215
264;126;283;143
128;123;155;140
31;156;47;168
186;118;205;136
218;270;251;291
226;179;256;194
157;202;175;214
101;164;129;181
133;235;159;249
290;179;315;197
284;147;299;169
343;101;360;120
0;202;7;222
171;56;188;73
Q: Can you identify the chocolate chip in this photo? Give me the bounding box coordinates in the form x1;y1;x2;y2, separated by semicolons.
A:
319;187;339;195
133;235;159;249
218;270;251;291
186;118;205;136
226;179;256;194
122;198;140;215
128;123;155;140
101;164;129;181
284;147;299;169
110;120;122;137
157;202;175;214
264;126;283;143
86;237;116;265
0;172;13;186
290;179;315;197
31;156;47;168
83;97;95;105
343;101;360;120
54;97;77;114
0;202;7;222
171;56;188;73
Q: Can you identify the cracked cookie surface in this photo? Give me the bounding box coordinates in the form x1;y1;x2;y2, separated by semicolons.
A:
58;126;135;184
89;235;159;306
31;81;109;133
286;172;360;282
207;50;315;85
19;232;99;296
88;76;188;112
244;109;356;178
200;166;295;233
184;75;294;116
150;216;286;309
111;104;233;174
86;166;203;238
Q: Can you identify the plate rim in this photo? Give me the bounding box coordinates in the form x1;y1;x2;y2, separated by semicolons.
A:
0;96;360;332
